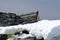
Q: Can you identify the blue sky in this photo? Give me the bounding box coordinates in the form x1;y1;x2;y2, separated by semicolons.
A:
0;0;60;20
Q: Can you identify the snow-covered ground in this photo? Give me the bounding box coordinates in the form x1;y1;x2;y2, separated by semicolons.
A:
0;20;60;40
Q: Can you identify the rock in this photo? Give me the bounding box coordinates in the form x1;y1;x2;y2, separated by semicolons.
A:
0;12;24;26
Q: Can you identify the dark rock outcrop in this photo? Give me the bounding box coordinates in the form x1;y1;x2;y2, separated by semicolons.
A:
0;12;24;26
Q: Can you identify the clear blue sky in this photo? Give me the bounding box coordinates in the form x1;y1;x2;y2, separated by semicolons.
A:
0;0;60;20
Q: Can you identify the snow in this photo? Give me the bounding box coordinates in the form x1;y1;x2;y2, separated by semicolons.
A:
15;34;33;39
0;20;60;40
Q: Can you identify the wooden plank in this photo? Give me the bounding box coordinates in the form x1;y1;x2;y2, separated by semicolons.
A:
20;11;40;22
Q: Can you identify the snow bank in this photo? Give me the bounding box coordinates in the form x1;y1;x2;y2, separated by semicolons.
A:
0;20;60;40
17;20;60;40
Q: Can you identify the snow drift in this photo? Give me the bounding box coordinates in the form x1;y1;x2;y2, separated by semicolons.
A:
0;20;60;40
